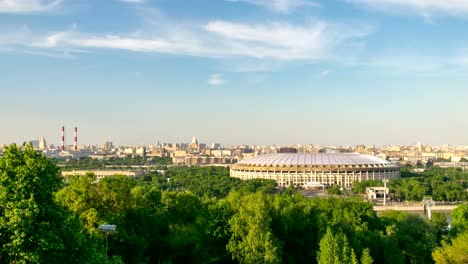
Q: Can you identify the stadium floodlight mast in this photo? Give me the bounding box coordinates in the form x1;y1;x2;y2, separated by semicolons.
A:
99;224;116;263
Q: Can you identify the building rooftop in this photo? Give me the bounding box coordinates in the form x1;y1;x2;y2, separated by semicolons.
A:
236;153;397;167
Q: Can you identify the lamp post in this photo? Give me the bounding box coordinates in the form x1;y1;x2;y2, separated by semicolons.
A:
99;224;116;263
382;179;389;206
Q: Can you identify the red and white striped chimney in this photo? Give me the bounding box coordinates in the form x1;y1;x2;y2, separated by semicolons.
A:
74;127;78;151
61;126;65;151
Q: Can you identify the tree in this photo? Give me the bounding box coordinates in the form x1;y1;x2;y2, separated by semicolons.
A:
360;248;373;264
380;210;437;264
433;231;468;264
327;185;343;195
451;204;468;236
317;228;358;264
0;144;105;263
352;180;383;194
431;213;449;242
227;191;282;264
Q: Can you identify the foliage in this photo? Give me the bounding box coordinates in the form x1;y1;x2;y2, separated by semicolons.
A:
450;204;468;237
0;144;107;263
327;185;344;195
380;210;437;263
227;191;282;264
431;212;449;242
352;180;384;194
361;248;373;264
56;156;172;170
4;145;467;263
388;167;468;202
433;231;468;264
317;228;357;264
56;174;169;264
149;166;277;198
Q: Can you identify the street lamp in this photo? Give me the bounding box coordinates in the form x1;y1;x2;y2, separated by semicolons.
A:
99;224;116;263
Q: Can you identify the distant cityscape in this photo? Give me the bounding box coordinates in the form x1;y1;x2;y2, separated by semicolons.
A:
0;127;467;169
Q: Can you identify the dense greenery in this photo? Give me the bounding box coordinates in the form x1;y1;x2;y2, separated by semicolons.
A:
55;156;172;170
2;145;468;263
0;145;111;263
353;167;468;202
391;168;468;201
148;166;277;198
352;180;384;194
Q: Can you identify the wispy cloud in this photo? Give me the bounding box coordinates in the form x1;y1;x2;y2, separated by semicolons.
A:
226;0;319;14
348;0;468;17
22;19;370;61
0;0;61;13
119;0;145;3
351;52;468;76
208;74;225;86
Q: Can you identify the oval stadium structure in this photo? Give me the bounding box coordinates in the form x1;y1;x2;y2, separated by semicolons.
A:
230;153;400;188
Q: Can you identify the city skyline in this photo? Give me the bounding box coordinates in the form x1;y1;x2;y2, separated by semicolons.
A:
5;126;468;148
2;0;468;146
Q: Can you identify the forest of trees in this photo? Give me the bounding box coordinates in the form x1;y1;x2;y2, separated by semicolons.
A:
352;167;468;202
55;156;172;171
1;144;468;263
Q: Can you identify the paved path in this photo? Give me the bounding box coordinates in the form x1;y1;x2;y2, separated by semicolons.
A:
373;205;458;211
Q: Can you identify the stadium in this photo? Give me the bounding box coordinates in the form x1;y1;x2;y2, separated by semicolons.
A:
230;153;400;188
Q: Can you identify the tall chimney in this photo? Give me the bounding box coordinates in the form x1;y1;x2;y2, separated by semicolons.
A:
61;126;65;151
74;127;78;151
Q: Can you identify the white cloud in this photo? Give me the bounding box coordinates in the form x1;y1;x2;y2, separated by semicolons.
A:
119;0;145;3
25;19;370;61
208;74;225;86
348;0;468;16
226;0;319;14
0;0;61;13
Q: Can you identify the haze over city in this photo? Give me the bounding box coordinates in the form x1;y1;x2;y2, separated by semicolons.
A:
2;0;468;146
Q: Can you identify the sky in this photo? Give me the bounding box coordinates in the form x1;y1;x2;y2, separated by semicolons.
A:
1;0;468;147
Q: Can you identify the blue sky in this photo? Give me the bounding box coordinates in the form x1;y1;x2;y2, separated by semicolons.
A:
1;0;468;146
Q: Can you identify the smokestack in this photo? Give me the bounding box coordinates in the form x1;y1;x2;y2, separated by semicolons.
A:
61;126;65;151
74;127;78;151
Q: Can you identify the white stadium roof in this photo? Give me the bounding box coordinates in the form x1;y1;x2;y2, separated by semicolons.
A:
237;153;396;167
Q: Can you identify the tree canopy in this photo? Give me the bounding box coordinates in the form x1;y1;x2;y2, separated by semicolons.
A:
0;144;107;263
1;145;465;263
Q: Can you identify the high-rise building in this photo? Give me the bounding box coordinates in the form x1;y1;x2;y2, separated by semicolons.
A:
30;140;40;149
39;137;47;150
104;141;114;150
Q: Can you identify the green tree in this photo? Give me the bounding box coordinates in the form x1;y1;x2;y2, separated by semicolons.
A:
431;212;449;242
0;144;105;263
317;228;358;264
380;210;437;263
57;174;169;263
227;191;282;264
360;248;373;264
451;204;468;236
433;231;468;264
327;185;343;195
352;180;383;194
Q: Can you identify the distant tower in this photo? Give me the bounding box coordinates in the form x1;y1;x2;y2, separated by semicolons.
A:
190;136;199;151
61;126;65;151
74;127;78;151
417;141;423;153
39;137;47;150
